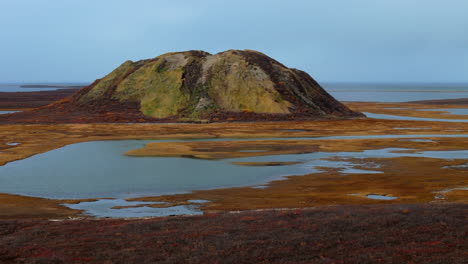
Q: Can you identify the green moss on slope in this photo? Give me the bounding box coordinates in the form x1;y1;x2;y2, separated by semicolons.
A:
114;55;188;118
79;60;136;103
206;52;292;113
139;70;187;118
72;50;359;121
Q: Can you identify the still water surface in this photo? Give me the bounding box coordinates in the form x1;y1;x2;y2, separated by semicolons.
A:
0;83;86;92
1;137;467;200
364;112;468;122
0;111;18;115
323;83;468;102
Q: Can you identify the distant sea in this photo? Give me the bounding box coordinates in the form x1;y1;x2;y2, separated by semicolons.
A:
0;83;88;92
1;82;468;102
322;83;468;102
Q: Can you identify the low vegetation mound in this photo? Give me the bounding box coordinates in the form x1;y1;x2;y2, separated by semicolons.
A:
1;50;362;123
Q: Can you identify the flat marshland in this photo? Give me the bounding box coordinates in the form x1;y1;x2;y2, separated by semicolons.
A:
0;86;466;263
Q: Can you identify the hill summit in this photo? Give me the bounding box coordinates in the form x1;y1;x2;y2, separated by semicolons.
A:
3;50;363;123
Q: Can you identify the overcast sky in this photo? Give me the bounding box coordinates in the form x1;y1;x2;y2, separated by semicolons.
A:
0;0;467;83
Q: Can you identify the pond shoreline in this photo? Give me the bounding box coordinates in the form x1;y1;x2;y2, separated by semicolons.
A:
0;117;467;219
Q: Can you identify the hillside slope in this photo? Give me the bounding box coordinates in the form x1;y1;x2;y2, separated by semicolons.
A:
1;50;363;123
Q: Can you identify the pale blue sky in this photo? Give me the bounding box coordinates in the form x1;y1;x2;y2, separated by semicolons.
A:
0;0;467;83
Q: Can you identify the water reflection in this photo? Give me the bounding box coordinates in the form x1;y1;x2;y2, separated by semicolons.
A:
1;139;466;201
364;112;468;122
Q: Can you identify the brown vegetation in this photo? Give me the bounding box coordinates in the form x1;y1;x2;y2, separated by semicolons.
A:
0;88;78;111
0;119;466;218
0;203;466;264
129;154;468;211
409;97;468;105
1;119;467;167
0;102;467;263
0;194;80;220
124;136;468;160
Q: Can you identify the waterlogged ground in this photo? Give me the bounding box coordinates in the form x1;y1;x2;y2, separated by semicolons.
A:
0;83;468;218
0;127;467;217
123;136;468;212
1;137;467;217
1;84;467;263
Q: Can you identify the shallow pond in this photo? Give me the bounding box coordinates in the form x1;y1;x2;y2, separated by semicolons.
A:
0;111;19;115
0;140;302;200
421;108;468;116
323;83;468;102
64;199;204;218
1;139;467;200
364;112;468;122
366;194;397;200
1;137;467;217
0;83;86;92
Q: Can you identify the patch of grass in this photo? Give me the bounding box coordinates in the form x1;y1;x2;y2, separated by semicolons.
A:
208;53;292;113
80;60;136;102
114;56;190;118
140;70;187;118
113;60;161;102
